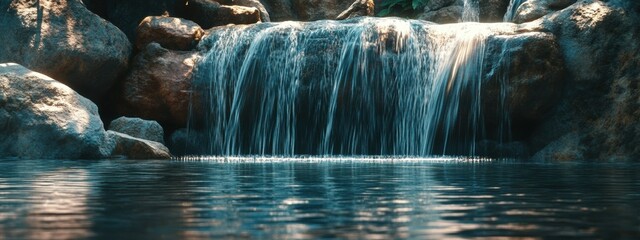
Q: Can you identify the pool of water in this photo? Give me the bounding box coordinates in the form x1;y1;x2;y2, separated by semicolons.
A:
1;158;639;239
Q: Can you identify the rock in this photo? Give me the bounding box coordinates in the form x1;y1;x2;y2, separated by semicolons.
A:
115;43;199;128
514;0;577;23
0;63;112;159
82;0;185;41
524;0;640;160
418;5;463;23
108;131;171;159
336;0;375;20
183;0;261;28
217;0;271;22
0;0;131;101
136;16;205;51
482;32;565;138
109;117;165;144
422;0;457;12
479;0;510;22
261;0;355;21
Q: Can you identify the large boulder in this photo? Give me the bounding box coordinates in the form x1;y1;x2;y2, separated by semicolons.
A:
183;0;261;28
523;0;640;160
109;117;166;144
136;16;205;51
513;0;577;23
0;0;131;101
115;43;199;128
0;63;110;159
0;63;171;160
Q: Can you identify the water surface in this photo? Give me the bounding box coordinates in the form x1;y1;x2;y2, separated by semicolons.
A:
1;158;639;239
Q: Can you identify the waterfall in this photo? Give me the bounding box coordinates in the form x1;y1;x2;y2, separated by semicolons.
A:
504;0;526;22
188;18;513;156
462;0;480;22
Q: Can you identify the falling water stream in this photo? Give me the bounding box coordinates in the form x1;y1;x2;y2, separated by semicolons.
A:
187;18;518;156
504;0;527;22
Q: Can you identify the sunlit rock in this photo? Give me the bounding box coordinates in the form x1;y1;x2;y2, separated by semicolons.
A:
0;0;131;101
336;0;375;20
513;0;577;23
109;117;166;144
216;0;272;22
108;131;171;159
136;16;205;51
0;63;112;159
183;0;261;28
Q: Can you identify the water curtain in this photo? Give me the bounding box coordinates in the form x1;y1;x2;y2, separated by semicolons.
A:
187;18;508;156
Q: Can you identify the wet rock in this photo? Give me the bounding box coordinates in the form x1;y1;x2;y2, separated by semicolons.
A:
0;0;131;101
524;0;640;160
136;16;205;51
108;131;171;159
482;32;565;138
115;43;199;128
183;0;261;28
513;0;577;23
109;117;165;144
479;0;510;22
0;63;112;159
336;0;375;20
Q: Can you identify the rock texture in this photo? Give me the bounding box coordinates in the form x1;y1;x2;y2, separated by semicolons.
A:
419;0;511;23
0;63;112;159
109;117;166;144
136;16;205;51
418;5;463;23
109;131;171;159
513;0;577;23
115;43;199;128
261;0;355;21
523;0;640;160
183;0;261;28
82;0;184;41
336;0;375;20
0;0;131;101
217;0;272;22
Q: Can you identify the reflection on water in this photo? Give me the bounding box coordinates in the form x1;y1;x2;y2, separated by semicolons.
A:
1;158;640;239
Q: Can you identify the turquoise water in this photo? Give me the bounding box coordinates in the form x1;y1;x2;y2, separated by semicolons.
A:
1;158;639;239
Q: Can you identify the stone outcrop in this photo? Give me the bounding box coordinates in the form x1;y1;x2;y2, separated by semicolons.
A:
0;0;131;101
522;0;640;160
217;0;272;22
115;43;199;128
136;16;205;51
419;0;511;23
0;63;170;160
513;0;577;23
418;5;463;23
336;0;375;20
109;117;166;144
183;0;261;28
0;63;112;159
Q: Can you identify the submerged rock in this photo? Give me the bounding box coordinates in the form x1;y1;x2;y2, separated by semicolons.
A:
136;16;205;51
0;0;131;101
109;117;166;144
115;43;199;128
0;63;112;159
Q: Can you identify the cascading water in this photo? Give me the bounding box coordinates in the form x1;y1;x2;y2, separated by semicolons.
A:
504;0;526;22
187;17;516;156
462;0;480;22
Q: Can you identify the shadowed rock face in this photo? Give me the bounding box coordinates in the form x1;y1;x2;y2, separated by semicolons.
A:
115;43;200;128
260;0;355;21
523;0;640;161
135;16;205;51
0;0;131;102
